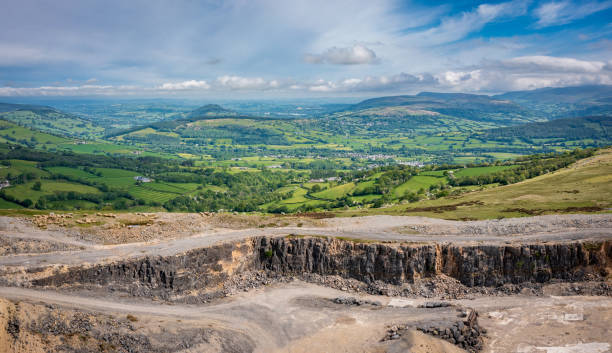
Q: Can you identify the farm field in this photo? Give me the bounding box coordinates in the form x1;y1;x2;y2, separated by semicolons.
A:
3;180;100;202
393;176;445;197
311;182;356;200
453;165;515;177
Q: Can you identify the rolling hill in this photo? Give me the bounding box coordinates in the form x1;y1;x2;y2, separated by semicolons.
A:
495;85;612;104
477;116;611;143
346;147;612;220
495;85;612;118
342;92;542;125
186;104;237;119
0;102;104;138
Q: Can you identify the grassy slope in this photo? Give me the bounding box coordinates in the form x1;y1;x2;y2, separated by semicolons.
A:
343;148;612;220
3;181;101;202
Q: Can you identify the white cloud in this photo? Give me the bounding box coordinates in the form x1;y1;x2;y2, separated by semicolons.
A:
437;70;482;86
500;56;606;73
534;0;612;28
1;54;611;97
158;80;210;90
0;85;121;96
305;73;436;92
437;56;612;91
216;76;281;90
305;45;378;65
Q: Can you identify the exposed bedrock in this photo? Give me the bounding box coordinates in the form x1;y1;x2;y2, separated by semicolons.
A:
31;236;611;294
259;237;612;286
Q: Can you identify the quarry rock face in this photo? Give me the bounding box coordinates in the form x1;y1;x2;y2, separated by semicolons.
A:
31;237;611;295
258;237;611;287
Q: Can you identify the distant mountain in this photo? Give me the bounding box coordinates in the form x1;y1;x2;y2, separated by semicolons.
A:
494;85;612;119
106;104;295;148
478;116;611;143
495;85;612;104
0;102;103;138
186;104;236;118
344;92;540;125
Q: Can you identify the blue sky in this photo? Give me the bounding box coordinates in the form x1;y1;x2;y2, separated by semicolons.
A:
1;0;611;97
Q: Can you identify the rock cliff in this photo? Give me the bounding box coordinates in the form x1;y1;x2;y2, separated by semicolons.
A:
31;236;611;296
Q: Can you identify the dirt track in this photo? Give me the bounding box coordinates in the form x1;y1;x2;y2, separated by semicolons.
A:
0;213;610;267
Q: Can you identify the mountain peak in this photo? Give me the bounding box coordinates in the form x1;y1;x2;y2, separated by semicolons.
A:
188;104;232;117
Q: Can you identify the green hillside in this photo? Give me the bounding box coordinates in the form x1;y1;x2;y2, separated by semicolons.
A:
477;116;611;145
107;100;572;164
0;102;104;138
344;92;541;124
354;148;612;220
495;85;612;118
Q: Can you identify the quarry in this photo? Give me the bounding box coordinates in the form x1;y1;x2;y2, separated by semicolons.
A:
0;213;610;352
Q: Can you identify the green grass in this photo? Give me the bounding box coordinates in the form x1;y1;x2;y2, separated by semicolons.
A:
311;182;355;200
127;182;201;203
419;170;447;177
143;182;199;194
0;198;22;209
3;180;100;202
94;168;141;178
0;109;104;138
277;187;309;204
0;120;70;146
0;160;49;178
202;185;227;193
46;166;98;179
46;166;139;188
352;180;376;194
393;176;445;197
343;148;612;220
453;165;515;177
128;186;177;203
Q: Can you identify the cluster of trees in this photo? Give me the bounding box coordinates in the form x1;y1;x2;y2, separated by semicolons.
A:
351;165;417;196
163;170;295;212
48;173;111;192
34;190;139;210
178;125;290;145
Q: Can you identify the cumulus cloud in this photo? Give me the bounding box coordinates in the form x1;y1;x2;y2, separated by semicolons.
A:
534;0;612;28
216;76;281;90
2;54;611;97
498;56;606;73
0;85;127;96
305;73;435;92
158;80;210;90
305;45;378;65
438;56;612;91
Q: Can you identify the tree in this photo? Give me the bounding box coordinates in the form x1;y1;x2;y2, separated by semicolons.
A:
32;181;42;191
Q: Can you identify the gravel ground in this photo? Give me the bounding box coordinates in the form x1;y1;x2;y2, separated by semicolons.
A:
323;213;612;236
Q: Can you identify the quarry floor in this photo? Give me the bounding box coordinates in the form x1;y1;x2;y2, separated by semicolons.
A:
0;281;610;353
0;213;611;352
